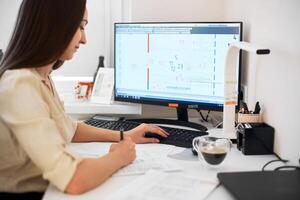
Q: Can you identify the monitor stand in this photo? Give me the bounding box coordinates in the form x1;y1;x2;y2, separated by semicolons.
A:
127;107;207;132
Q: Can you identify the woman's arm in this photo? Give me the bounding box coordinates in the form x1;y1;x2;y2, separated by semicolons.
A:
65;136;135;194
72;122;169;144
72;122;120;142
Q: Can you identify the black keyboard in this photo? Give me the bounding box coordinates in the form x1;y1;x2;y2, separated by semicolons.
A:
84;118;208;148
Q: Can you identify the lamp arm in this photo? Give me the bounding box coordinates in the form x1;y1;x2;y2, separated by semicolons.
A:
222;41;270;139
223;46;240;138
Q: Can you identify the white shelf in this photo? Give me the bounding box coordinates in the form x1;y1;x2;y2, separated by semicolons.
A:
64;101;142;115
52;76;142;116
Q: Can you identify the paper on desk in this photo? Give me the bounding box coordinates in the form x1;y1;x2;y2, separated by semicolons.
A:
135;144;176;158
107;170;218;200
113;150;182;177
69;142;110;158
69;143;182;176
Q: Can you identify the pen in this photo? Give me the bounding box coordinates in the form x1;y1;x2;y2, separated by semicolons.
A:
239;102;249;114
120;128;124;141
253;101;261;114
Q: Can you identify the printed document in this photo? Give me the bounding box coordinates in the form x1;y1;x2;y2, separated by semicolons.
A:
106;170;218;200
70;143;182;176
113;150;182;176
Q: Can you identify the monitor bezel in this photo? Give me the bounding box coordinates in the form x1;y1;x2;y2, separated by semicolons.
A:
114;21;243;112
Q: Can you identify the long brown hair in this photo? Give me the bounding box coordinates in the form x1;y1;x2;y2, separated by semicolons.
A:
0;0;86;77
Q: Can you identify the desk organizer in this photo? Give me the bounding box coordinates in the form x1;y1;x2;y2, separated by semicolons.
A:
236;123;274;155
238;113;262;123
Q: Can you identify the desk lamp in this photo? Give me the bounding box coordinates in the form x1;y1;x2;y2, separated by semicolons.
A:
223;41;270;139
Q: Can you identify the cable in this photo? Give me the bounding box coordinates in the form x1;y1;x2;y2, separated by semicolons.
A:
262;155;300;171
274;166;300;171
252;134;289;171
214;121;223;129
273;152;288;162
262;159;288;171
273;157;300;171
197;109;210;122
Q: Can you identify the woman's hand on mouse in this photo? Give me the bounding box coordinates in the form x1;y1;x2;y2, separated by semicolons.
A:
125;123;169;144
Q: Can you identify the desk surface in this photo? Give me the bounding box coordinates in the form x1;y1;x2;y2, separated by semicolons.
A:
42;130;275;200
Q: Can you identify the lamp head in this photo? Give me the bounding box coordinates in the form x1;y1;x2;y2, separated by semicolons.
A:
230;41;270;55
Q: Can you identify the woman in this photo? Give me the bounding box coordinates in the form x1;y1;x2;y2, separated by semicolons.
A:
0;0;168;199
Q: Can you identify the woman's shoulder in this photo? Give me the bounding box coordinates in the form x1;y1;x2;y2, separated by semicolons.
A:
1;68;40;82
1;68;38;80
0;68;41;95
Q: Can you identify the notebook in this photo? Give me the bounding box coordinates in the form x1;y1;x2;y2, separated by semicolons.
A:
217;170;300;200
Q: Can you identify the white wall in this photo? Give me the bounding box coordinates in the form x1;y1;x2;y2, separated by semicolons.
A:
54;0;107;76
131;0;225;21
0;0;115;77
225;0;300;163
0;0;21;50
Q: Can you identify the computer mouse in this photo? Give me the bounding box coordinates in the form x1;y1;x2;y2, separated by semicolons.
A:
144;132;164;141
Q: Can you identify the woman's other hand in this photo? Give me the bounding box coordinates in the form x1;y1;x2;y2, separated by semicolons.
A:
109;136;136;167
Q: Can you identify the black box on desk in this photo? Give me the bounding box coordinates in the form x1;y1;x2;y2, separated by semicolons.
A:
236;123;274;155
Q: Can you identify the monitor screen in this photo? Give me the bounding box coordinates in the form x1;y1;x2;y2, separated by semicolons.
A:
114;22;242;111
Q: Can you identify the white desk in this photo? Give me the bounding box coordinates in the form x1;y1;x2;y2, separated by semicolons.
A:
42;130;276;200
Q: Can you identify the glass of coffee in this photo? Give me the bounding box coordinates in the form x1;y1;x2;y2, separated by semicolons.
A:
192;136;232;167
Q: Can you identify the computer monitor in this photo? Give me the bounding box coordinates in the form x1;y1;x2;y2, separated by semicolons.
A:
114;22;242;127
